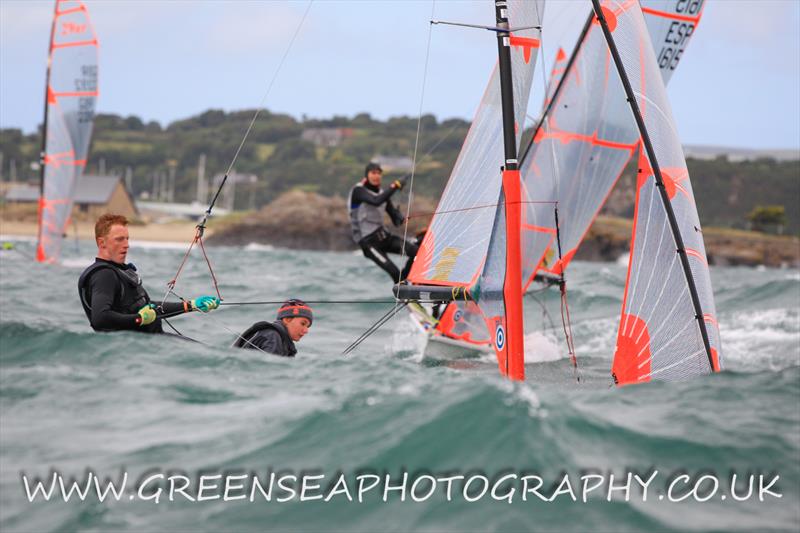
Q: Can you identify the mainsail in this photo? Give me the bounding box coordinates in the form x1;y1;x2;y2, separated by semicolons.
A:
36;0;99;263
518;0;705;287
590;0;721;383
404;0;544;379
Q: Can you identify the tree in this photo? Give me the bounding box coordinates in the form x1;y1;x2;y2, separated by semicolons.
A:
747;205;787;233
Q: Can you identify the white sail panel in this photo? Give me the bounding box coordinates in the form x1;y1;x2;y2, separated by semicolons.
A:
408;0;544;287
518;0;705;288
37;0;99;263
600;0;721;384
641;0;705;85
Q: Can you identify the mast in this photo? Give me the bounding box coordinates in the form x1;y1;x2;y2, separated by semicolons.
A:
36;0;59;261
591;0;716;372
495;0;524;380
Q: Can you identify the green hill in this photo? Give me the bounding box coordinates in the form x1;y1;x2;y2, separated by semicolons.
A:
1;109;797;234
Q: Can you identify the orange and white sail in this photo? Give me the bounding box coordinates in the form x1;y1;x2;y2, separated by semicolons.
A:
518;0;706;288
36;0;99;263
407;0;544;378
590;0;721;383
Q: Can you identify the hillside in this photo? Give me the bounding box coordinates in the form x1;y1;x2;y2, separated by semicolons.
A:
1;109;798;235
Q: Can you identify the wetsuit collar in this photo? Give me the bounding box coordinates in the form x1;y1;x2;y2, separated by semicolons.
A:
95;257;136;271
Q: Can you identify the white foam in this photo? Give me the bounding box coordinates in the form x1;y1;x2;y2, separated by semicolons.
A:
720;308;800;370
389;315;428;361
523;331;567;362
244;243;275;252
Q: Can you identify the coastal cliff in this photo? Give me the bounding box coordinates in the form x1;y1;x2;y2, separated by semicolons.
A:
207;190;800;268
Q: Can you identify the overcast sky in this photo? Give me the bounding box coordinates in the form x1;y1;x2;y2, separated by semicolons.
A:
1;0;798;150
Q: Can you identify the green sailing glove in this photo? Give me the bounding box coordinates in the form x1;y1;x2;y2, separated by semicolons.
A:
192;296;220;313
137;304;157;326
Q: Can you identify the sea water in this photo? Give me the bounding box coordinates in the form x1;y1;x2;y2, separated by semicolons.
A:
1;237;798;532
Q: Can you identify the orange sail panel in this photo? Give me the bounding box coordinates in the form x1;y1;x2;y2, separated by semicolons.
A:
36;0;99;263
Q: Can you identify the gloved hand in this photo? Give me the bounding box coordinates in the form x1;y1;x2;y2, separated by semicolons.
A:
192;295;220;313
137;304;157;326
390;177;407;190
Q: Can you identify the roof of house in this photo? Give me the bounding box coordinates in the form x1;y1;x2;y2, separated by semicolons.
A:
4;175;127;204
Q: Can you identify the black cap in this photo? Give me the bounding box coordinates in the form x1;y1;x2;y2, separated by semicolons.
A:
364;162;383;176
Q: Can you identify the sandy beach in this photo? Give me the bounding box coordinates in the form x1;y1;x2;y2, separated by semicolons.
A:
0;220;210;243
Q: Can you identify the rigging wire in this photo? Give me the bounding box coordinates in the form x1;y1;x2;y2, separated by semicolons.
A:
220;299;398;306
159;0;314;306
398;0;437;292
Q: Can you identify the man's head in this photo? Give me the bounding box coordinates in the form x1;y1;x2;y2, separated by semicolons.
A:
277;299;313;342
95;213;129;264
364;162;383;187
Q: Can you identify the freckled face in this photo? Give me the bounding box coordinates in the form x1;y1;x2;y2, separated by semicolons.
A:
97;224;129;264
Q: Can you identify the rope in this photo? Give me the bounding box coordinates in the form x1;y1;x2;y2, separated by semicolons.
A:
554;206;581;383
406;199;557;220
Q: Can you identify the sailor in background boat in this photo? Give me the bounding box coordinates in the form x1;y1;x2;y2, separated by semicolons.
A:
233;299;312;356
348;162;418;283
78;213;220;333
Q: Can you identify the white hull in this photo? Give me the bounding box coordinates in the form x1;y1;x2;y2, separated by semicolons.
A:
408;310;492;361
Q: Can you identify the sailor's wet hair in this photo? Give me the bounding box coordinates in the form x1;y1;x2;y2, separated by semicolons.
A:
95;213;129;240
277;299;313;325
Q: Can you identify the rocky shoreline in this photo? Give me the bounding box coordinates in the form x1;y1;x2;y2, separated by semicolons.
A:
207;190;800;268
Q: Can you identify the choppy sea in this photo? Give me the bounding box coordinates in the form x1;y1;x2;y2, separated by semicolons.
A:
1;236;798;532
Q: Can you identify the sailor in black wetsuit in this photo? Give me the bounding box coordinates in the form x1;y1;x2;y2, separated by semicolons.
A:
78;214;220;333
234;299;313;356
348;162;418;283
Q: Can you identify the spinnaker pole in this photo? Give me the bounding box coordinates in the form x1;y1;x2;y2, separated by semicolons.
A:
495;0;525;380
591;0;716;372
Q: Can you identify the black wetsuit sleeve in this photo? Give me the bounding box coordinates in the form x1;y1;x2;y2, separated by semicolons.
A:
351;186;397;206
158;301;190;319
386;200;404;226
89;269;139;330
250;330;283;355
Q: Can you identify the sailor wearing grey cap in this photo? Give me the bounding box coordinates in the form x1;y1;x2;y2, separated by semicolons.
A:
233;299;313;356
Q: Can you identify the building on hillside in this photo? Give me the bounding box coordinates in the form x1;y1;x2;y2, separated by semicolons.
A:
3;175;138;219
301;128;355;148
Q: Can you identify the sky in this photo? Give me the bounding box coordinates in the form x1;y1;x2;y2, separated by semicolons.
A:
1;0;799;150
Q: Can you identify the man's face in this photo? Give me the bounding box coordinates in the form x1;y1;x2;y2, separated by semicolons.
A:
366;169;382;187
97;224;129;264
283;317;311;342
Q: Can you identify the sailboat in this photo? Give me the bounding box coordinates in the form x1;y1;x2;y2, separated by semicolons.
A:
36;0;99;263
397;0;722;384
